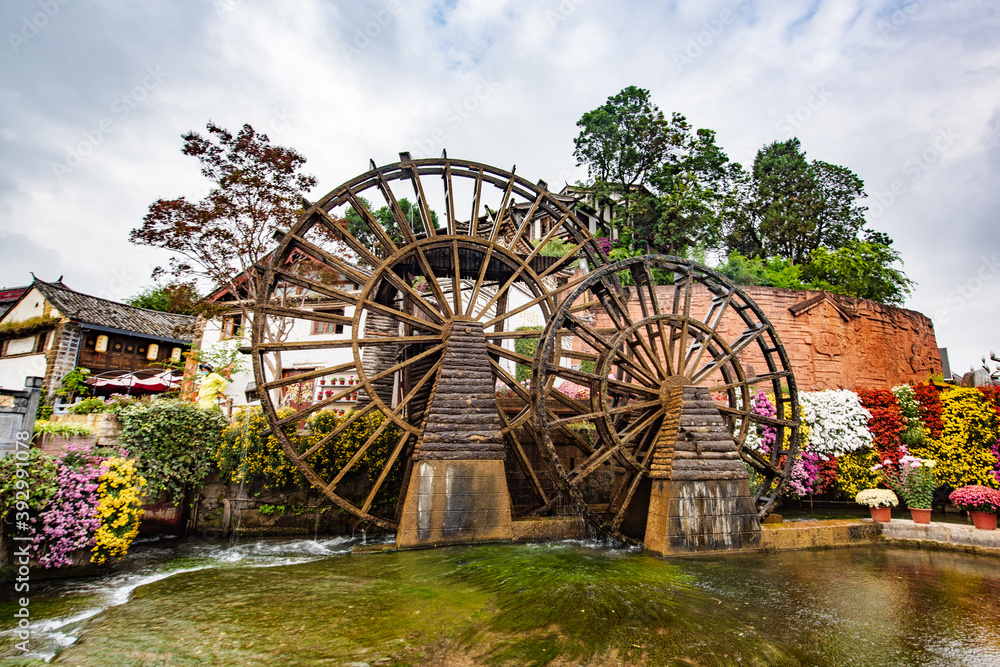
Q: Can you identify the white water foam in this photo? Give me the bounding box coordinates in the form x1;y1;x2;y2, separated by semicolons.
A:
3;535;358;662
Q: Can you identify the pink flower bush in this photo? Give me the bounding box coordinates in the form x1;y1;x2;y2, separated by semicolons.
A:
30;443;107;569
751;390;777;449
787;451;823;498
949;485;1000;513
557;381;591;400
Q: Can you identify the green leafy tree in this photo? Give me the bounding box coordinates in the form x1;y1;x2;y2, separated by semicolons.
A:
127;281;210;316
573;86;736;254
725;138;867;264
344;196;439;261
513;326;543;383
129;122;319;386
714;251;807;290
800;231;915;306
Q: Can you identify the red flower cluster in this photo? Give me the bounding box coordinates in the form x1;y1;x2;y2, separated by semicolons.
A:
912;382;944;439
857;387;906;463
977;385;1000;419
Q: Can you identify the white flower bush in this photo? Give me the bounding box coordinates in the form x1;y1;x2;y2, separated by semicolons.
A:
799;390;873;458
892;384;922;428
855;488;899;508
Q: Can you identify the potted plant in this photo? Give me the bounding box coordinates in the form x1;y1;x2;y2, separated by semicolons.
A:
338;377;346;385
855;489;898;522
949;485;1000;530
871;455;936;524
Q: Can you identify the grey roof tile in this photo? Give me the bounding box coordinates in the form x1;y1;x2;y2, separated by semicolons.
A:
33;280;197;342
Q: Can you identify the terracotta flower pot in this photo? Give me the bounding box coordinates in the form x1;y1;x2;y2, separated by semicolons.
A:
970;511;997;530
869;506;892;523
908;508;931;524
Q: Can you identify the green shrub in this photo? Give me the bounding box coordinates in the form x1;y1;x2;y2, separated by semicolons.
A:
514;325;543;384
69;397;107;415
0;448;58;520
33;420;94;437
118;400;228;505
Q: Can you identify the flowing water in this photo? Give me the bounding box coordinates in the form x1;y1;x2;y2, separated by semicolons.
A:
2;536;999;666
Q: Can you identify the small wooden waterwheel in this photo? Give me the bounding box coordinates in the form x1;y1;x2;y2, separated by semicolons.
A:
530;255;801;545
249;155;609;531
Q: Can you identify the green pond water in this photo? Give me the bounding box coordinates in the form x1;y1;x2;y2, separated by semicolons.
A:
2;536;999;666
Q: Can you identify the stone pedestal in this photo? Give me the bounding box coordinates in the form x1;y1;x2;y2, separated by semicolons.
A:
644;385;761;555
396;459;513;547
395;319;513;548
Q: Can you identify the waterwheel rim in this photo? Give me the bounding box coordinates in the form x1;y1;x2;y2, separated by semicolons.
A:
531;255;801;545
250;155;610;530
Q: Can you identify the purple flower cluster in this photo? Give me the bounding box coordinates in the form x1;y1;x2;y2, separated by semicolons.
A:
751;390;777;450
788;451;823;498
30;443;107;569
596;237;612;255
991;439;1000;486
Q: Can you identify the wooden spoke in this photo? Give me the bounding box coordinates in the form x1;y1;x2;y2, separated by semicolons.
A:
345;186;399;258
287;233;370;285
261;361;359;392
481;271;588;329
259;305;353;328
299;401;381;461
708;371;791;393
374;168;418;246
469;166;483;237
531;253;800;543
268;267;360;304
450;239;462;314
256;335;440;353
356;297;443;334
405;166;436;238
689;325;768;383
609;470;647;531
331;416;395;489
311;205;382;268
488;171;517;244
441;160;457;235
361;431;412;512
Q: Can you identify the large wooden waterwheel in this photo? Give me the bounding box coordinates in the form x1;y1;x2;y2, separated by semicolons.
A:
531;255;801;545
249;155;609;531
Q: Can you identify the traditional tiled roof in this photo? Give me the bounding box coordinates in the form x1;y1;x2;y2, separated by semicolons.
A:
0;286;28;319
31;279;197;342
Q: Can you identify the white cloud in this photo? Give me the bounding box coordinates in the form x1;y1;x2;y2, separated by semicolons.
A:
0;0;998;371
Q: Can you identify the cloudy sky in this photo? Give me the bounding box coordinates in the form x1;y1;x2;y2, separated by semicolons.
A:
1;0;998;373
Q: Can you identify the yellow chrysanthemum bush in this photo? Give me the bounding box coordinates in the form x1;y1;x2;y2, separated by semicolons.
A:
302;410;405;510
835;446;883;500
217;406;302;490
909;387;999;489
91;457;147;565
215;407;404;509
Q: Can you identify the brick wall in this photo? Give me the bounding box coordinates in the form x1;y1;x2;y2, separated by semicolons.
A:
733;287;941;391
593;286;941;392
43;322;82;399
